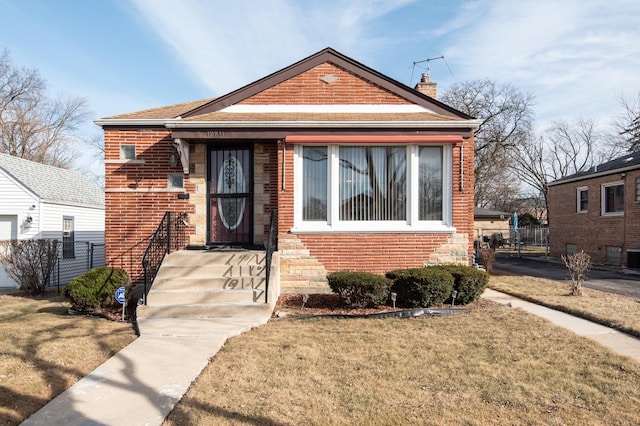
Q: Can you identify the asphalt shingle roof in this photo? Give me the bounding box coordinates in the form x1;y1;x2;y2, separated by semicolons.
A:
0;153;104;208
550;152;640;185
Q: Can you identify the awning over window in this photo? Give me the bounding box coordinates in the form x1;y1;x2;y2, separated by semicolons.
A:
285;135;462;144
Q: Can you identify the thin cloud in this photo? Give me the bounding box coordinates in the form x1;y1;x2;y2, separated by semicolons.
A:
128;0;416;96
439;0;640;122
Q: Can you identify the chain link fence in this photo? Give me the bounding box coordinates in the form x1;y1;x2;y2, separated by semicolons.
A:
49;241;105;291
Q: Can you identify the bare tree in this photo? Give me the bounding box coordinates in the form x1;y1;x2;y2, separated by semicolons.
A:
440;79;535;208
509;117;622;220
612;91;640;152
0;48;90;168
562;250;591;296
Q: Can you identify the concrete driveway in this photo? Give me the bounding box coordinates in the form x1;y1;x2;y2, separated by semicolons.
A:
493;253;640;299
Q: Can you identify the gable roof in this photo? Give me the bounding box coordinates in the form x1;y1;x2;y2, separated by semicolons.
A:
0;153;104;208
96;48;481;130
549;153;640;186
181;47;472;119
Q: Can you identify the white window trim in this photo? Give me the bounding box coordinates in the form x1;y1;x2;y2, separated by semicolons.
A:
601;181;624;216
292;144;455;233
576;186;588;213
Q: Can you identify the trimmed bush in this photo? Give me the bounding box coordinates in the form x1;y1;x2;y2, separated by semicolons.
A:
387;267;454;308
435;265;489;305
327;271;390;308
64;267;130;311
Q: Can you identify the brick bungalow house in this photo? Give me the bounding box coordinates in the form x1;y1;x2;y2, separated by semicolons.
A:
548;152;640;268
95;48;481;292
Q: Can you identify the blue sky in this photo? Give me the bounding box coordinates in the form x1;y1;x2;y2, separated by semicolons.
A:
1;0;639;173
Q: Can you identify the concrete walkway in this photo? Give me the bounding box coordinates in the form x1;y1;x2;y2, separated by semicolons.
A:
483;288;640;363
21;315;271;426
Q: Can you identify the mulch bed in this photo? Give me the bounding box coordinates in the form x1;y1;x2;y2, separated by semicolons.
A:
273;292;496;318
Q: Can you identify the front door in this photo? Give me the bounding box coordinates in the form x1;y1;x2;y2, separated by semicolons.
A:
208;147;253;245
0;215;18;287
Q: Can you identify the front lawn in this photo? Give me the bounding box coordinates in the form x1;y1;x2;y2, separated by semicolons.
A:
0;292;137;425
164;301;640;425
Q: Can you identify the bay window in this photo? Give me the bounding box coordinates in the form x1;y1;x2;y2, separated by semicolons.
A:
296;144;452;232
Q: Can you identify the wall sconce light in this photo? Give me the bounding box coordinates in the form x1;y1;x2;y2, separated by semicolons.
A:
169;152;178;168
169;140;181;168
24;215;33;229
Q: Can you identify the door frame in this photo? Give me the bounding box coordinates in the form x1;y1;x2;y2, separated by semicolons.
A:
206;144;254;246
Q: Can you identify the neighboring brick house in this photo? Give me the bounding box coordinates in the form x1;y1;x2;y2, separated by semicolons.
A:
95;48;481;288
548;153;640;268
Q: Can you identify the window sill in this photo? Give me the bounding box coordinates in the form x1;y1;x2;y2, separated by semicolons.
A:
291;223;456;234
601;212;624;217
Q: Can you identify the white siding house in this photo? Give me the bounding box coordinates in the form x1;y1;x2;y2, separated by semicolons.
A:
0;153;104;288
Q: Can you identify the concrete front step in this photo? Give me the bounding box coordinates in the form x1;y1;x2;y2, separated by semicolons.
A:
155;264;265;280
162;250;266;266
137;302;273;320
146;288;264;305
152;276;266;291
137;316;271;337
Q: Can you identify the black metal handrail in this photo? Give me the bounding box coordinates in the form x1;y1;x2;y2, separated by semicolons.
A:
264;210;278;304
142;211;188;304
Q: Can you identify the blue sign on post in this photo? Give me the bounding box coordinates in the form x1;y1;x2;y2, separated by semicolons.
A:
115;286;126;305
115;286;126;321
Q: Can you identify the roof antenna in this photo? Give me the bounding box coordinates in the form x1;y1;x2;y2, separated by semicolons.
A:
409;55;454;86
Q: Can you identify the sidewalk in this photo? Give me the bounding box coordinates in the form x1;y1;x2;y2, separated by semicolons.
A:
482;288;640;363
20;315;271;426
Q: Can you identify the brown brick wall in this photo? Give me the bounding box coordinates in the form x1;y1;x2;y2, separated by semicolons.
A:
240;63;411;105
104;129;195;284
548;169;640;266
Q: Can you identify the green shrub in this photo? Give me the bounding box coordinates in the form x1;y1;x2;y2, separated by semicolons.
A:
388;267;454;308
434;265;489;305
327;271;390;308
64;267;130;311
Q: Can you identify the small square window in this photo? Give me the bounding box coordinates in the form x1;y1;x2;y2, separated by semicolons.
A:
576;187;588;212
566;244;577;256
635;177;640;201
120;145;136;160
168;173;183;189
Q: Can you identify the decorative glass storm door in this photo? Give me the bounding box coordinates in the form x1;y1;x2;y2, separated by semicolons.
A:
208;147;252;245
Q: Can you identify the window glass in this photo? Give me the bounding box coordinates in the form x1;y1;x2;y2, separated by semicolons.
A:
339;146;406;221
419;146;443;220
577;187;588;212
636;177;640;201
302;147;327;221
603;184;624;213
168;173;184;189
63;217;74;259
120;145;136;160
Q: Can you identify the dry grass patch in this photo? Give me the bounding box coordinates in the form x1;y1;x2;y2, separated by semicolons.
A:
165;307;640;426
0;292;137;425
489;273;640;337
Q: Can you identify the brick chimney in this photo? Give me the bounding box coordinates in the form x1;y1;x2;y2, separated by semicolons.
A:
414;73;437;98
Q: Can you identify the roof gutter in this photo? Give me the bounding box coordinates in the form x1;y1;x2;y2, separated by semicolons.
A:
93;119;169;127
548;164;640;186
